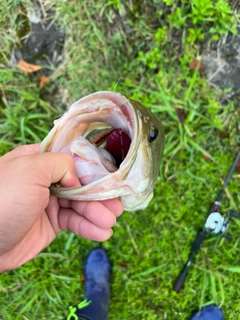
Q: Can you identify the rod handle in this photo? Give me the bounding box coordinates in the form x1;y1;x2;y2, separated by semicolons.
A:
173;262;190;292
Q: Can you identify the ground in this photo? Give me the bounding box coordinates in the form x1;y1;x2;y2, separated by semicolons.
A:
0;1;240;319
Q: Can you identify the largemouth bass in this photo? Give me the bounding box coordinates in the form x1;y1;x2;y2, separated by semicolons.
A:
40;91;164;211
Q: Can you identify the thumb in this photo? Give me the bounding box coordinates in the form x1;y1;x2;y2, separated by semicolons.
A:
30;152;81;188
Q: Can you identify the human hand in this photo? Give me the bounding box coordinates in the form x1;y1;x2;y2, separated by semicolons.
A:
0;144;123;272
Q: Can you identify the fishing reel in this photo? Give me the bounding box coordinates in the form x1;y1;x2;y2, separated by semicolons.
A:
173;151;240;293
204;209;240;240
173;208;240;293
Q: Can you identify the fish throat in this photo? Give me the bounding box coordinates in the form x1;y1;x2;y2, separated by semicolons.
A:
86;126;131;168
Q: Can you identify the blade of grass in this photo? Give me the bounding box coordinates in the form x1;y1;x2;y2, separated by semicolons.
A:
131;264;167;278
209;273;218;304
188;139;215;161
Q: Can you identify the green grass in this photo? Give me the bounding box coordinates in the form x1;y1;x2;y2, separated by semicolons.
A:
0;0;240;319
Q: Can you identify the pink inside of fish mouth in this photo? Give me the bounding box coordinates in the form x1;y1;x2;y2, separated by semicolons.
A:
88;127;132;167
105;128;131;167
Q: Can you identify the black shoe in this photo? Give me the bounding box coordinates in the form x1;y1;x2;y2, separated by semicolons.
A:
76;248;111;320
189;304;224;320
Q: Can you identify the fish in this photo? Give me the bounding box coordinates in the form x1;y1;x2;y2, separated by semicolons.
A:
40;91;164;211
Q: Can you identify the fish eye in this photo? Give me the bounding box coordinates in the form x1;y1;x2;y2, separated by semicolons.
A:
148;128;159;142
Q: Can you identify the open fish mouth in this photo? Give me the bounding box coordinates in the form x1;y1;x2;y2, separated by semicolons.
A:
42;92;138;185
86;126;131;167
40;91;164;211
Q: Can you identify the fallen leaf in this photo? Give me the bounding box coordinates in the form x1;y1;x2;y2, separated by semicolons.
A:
38;76;49;87
18;59;42;73
219;130;229;139
174;104;184;109
118;261;127;269
189;60;205;71
202;153;212;162
176;110;185;123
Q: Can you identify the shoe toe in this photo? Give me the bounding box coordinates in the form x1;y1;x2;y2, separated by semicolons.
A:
190;304;224;320
85;248;110;265
84;248;111;282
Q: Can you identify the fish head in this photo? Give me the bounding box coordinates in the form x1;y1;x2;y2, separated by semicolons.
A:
40;91;164;211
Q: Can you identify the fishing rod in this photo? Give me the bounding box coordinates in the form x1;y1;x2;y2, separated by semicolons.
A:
173;151;240;293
